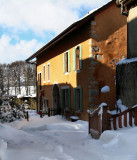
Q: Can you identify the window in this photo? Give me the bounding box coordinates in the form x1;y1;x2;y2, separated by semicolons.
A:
65;52;68;73
76;47;80;70
43;98;49;112
43;65;45;82
61;87;71;110
73;87;82;111
47;63;50;82
73;45;82;71
38;72;42;90
63;51;70;73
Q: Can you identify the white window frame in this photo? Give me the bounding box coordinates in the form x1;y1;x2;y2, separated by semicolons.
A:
43;64;46;83
38;71;42;90
43;98;49;112
74;45;81;73
47;62;50;82
64;50;70;74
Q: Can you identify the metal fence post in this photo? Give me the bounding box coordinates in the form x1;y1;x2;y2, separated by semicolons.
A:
48;108;50;117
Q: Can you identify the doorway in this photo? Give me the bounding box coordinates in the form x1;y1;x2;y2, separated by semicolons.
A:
53;84;61;115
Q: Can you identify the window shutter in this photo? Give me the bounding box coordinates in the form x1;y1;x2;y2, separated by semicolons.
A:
73;88;76;110
73;49;76;71
79;45;82;69
63;53;65;73
68;88;71;109
80;88;83;112
68;51;71;72
61;89;65;108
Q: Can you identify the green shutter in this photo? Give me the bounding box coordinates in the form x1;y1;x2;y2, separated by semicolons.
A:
63;53;65;73
79;45;82;69
80;88;83;112
61;89;65;108
68;88;71;109
73;49;76;71
68;51;71;72
73;88;76;110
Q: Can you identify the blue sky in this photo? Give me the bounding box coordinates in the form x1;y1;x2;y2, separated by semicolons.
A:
0;0;110;64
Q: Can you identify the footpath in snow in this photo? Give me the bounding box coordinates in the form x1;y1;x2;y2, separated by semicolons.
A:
0;110;137;160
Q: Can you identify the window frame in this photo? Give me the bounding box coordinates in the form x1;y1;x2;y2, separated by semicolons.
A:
61;86;71;111
73;45;82;72
43;64;46;83
38;71;42;90
43;98;49;112
63;51;70;74
73;86;82;112
47;62;50;82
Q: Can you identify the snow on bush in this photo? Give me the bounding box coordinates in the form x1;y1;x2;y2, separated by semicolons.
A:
101;86;110;93
0;101;28;123
0;139;7;160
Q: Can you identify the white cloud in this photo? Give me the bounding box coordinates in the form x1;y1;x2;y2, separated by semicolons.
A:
0;34;44;63
0;0;111;64
0;0;110;35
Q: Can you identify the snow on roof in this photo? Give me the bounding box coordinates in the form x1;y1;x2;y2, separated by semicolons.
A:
77;0;113;22
116;57;137;65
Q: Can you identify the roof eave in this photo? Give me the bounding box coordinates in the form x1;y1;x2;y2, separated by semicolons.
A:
25;0;115;62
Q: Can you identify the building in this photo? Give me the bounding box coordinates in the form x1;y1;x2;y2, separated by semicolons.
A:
116;0;137;108
26;0;127;121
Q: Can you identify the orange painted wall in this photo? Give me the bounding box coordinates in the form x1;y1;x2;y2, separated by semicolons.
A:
36;3;127;121
89;3;127;111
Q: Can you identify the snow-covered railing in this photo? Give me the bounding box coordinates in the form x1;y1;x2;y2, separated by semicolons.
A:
88;103;108;139
108;107;137;130
88;104;137;139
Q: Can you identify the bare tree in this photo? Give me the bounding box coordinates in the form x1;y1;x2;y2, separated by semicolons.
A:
0;63;7;95
5;64;12;95
0;61;36;96
23;63;36;95
10;61;25;95
0;64;4;95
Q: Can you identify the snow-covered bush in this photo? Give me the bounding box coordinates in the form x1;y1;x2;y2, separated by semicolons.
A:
0;101;29;123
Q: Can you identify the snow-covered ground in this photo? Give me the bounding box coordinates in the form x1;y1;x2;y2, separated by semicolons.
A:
0;110;137;160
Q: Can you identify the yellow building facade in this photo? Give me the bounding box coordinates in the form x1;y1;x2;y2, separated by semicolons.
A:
26;1;127;121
